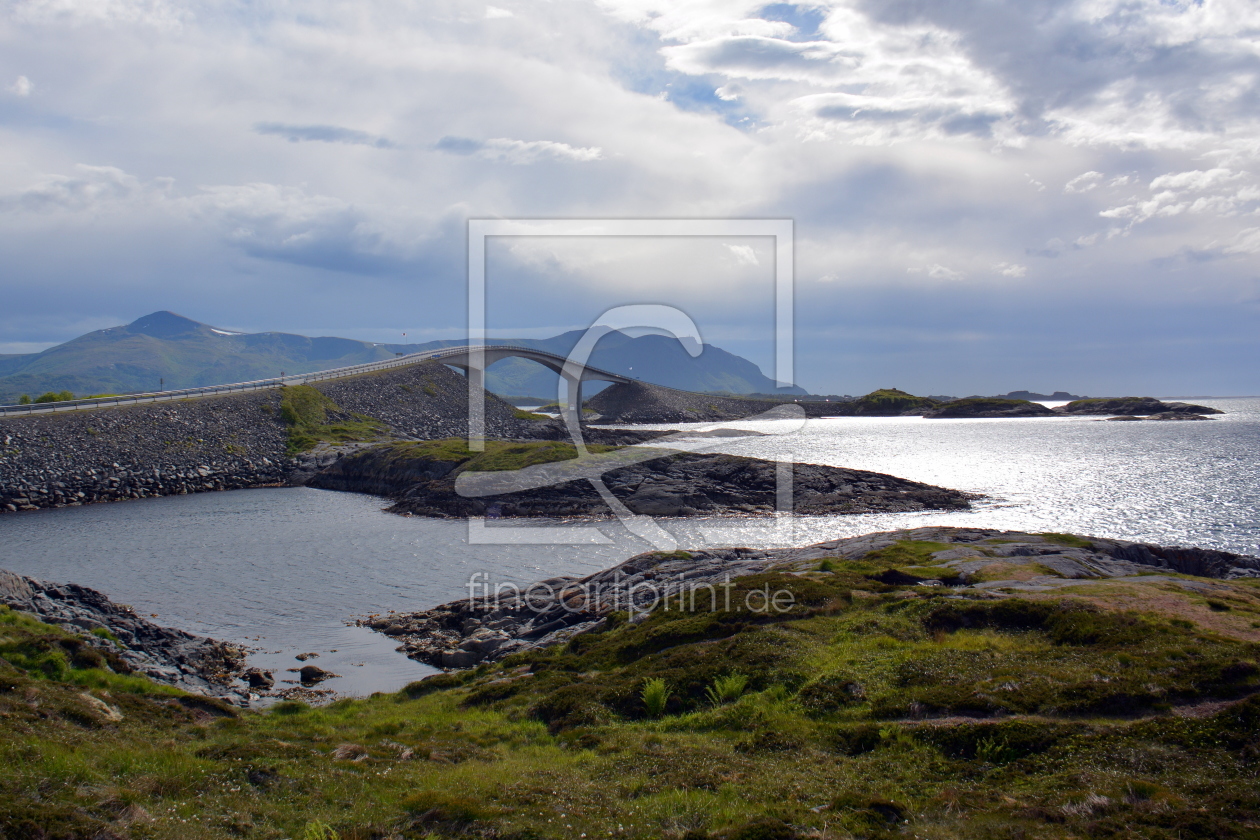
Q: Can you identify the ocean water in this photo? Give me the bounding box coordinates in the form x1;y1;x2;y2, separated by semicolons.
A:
0;396;1256;697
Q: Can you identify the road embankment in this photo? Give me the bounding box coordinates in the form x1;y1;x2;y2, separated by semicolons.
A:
0;362;526;513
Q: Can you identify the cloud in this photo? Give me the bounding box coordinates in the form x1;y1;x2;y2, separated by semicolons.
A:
1149;168;1242;192
7;75;31;96
434;136;603;164
5;0;1260;393
910;263;964;281
1100;167;1258;227
1064;171;1103;194
484;6;514;19
253;123;396;149
726;244;758;265
0;165;168;213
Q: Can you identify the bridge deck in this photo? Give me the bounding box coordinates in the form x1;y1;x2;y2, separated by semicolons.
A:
0;344;631;417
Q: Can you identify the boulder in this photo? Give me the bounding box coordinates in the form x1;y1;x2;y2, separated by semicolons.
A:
243;668;274;689
298;665;336;684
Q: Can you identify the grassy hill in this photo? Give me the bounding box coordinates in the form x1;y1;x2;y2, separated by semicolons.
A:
3;535;1259;839
0;312;803;404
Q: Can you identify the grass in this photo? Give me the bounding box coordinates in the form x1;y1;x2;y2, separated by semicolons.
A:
4;556;1260;839
1040;531;1096;549
364;438;620;475
278;385;388;454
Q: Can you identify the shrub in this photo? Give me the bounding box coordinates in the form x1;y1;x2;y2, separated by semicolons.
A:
642;678;671;718
33;391;74;404
301;819;338;840
706;672;748;706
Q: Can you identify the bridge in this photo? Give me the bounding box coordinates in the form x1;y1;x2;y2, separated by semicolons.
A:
0;344;633;418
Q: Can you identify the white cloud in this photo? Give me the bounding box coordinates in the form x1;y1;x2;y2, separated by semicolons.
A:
993;262;1027;278
485;6;513;19
726;244;758;266
909;263;964;281
0;165;168;212
1149;168;1241;192
1064;171;1104;194
7;75;31;96
1223;227;1260;255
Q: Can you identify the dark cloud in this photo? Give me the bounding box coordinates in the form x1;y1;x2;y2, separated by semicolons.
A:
254;122;396;148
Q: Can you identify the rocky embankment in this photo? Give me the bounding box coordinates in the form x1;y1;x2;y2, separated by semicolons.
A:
0;362;528;513
0;569;251;704
367;527;1260;670
0;393;291;512
311;442;973;518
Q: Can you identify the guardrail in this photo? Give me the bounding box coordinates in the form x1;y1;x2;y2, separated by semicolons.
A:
0;344;632;417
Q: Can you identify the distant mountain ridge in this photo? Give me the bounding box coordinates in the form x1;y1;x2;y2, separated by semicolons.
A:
0;311;803;403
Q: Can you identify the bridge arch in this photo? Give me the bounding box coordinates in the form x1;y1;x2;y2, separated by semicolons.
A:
426;345;631;416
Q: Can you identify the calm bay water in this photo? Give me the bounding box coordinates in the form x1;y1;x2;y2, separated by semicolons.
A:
1;396;1256;697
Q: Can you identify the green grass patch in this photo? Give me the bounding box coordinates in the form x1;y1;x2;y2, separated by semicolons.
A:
366;438;619;474
1039;532;1096;549
861;539;959;566
279;385;388;453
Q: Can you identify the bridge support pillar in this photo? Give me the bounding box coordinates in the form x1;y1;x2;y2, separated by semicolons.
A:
468;365;486;448
561;372;583;428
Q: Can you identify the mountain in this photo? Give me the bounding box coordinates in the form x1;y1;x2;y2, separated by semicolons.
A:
0;312;803;403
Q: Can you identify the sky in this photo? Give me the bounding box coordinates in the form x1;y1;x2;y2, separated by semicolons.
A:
1;0;1258;396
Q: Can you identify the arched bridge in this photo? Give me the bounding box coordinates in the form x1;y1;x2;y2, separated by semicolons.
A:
431;344;631;414
0;344;633;417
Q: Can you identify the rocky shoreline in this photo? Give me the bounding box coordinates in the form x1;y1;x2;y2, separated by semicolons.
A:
0;569;252;705
366;527;1260;671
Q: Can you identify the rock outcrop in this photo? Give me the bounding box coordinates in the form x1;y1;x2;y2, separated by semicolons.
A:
0;569;251;704
1059;397;1223;416
585;383;941;424
368;527;1260;670
921;397;1057;418
312;443;974;519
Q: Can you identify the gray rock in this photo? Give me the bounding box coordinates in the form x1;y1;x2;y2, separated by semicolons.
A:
367;527;1260;672
0;569;250;704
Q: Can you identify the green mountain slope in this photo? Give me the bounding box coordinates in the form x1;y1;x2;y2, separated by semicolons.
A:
0;312;804;403
0;312;396;402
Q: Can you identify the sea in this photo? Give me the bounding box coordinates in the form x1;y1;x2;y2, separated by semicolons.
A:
1;396;1257;698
